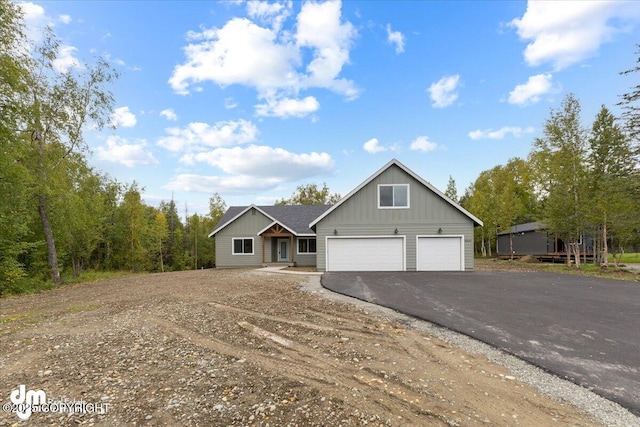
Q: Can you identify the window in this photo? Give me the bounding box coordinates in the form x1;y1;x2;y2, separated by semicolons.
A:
298;238;317;254
378;184;409;208
232;238;253;255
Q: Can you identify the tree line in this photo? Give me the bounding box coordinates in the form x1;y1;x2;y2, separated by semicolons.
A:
0;1;226;294
459;92;640;267
2;0;639;294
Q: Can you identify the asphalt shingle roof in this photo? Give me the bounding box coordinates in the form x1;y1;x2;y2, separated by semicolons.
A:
496;221;546;236
212;205;332;236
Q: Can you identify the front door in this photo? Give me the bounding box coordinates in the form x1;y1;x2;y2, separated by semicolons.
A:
278;239;289;262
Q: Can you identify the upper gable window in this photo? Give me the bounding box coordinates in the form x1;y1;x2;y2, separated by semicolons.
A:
378;184;409;208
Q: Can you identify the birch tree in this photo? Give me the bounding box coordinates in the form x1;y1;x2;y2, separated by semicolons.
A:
18;29;117;284
531;94;588;268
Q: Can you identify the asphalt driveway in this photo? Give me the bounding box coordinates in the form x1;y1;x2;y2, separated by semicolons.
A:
321;271;640;416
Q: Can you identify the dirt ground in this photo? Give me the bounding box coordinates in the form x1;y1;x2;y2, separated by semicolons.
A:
0;268;607;426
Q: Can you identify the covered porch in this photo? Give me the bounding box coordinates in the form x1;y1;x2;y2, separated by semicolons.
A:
259;223;296;267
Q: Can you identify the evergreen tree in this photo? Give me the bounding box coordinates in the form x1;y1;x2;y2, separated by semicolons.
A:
588;106;638;266
444;176;458;203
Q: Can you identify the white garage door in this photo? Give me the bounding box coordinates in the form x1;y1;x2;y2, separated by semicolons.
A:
326;237;404;271
417;236;463;271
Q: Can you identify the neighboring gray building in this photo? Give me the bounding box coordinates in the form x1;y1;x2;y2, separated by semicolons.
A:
496;222;595;258
209;159;483;271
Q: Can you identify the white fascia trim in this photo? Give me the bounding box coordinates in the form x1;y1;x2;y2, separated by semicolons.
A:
256;220;297;236
209;204;278;238
309;159;483;229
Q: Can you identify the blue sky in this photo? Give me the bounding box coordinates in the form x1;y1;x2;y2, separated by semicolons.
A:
18;1;640;215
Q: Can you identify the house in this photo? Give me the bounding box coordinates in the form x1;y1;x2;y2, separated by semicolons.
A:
496;222;594;260
209;159;483;271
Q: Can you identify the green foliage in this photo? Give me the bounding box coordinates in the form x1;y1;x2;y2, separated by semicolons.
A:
444;176;458;203
530;94;589;266
619;44;640;148
587;105;639;265
276;183;341;205
460;158;537;256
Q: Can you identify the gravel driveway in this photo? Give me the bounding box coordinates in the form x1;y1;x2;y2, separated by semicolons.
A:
0;268;634;426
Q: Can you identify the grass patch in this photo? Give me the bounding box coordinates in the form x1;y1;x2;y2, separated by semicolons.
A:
0;313;29;325
1;278;54;297
476;258;639;282
2;270;133;298
64;270;132;285
609;252;640;264
67;304;101;314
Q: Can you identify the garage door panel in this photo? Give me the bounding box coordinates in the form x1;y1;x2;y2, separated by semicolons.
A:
327;237;404;271
417;236;463;271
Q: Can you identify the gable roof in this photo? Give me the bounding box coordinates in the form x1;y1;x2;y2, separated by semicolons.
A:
309;158;483;228
208;204;331;237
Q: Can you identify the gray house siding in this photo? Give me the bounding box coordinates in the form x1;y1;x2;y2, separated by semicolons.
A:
215;207;272;268
294;237;317;267
315;164;475;271
497;231;548;255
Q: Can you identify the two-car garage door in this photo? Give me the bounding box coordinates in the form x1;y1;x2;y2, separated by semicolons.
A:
326;236;463;271
326;237;404;271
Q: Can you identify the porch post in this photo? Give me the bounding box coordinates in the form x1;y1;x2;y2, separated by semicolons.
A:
290;235;294;265
261;235;265;264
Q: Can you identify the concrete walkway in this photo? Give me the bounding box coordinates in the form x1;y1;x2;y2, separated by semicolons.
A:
258;265;323;276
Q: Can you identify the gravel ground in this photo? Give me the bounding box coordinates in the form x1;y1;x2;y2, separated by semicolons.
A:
0;267;637;426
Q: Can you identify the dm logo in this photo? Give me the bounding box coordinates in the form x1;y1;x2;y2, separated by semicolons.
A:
10;385;46;420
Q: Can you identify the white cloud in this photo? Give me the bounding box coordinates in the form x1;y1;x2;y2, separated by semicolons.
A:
255;96;319;118
363;138;387;154
18;2;53;44
110;106;137;128
157;119;258;152
428;74;460;108
508;73;552;105
468;126;535;140
509;1;640;70
166;145;335;194
169;1;358;104
224;97;238;109
409;136;437;152
96;136;159;167
386;24;405;54
296;0;358;98
169;18;299;95
246;0;292;32
52;45;83;73
58;14;72;24
165;174;282;195
160;108;178;121
182;145;334;179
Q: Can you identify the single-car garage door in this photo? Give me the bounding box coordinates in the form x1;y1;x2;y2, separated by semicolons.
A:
417;236;463;271
327;237;404;271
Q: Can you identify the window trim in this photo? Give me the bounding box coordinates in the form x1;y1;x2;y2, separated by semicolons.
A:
232;237;254;255
297;237;317;254
377;184;410;209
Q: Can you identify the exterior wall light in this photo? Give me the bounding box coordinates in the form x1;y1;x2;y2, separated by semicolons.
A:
394;228;398;234
333;229;338;235
438;227;443;234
